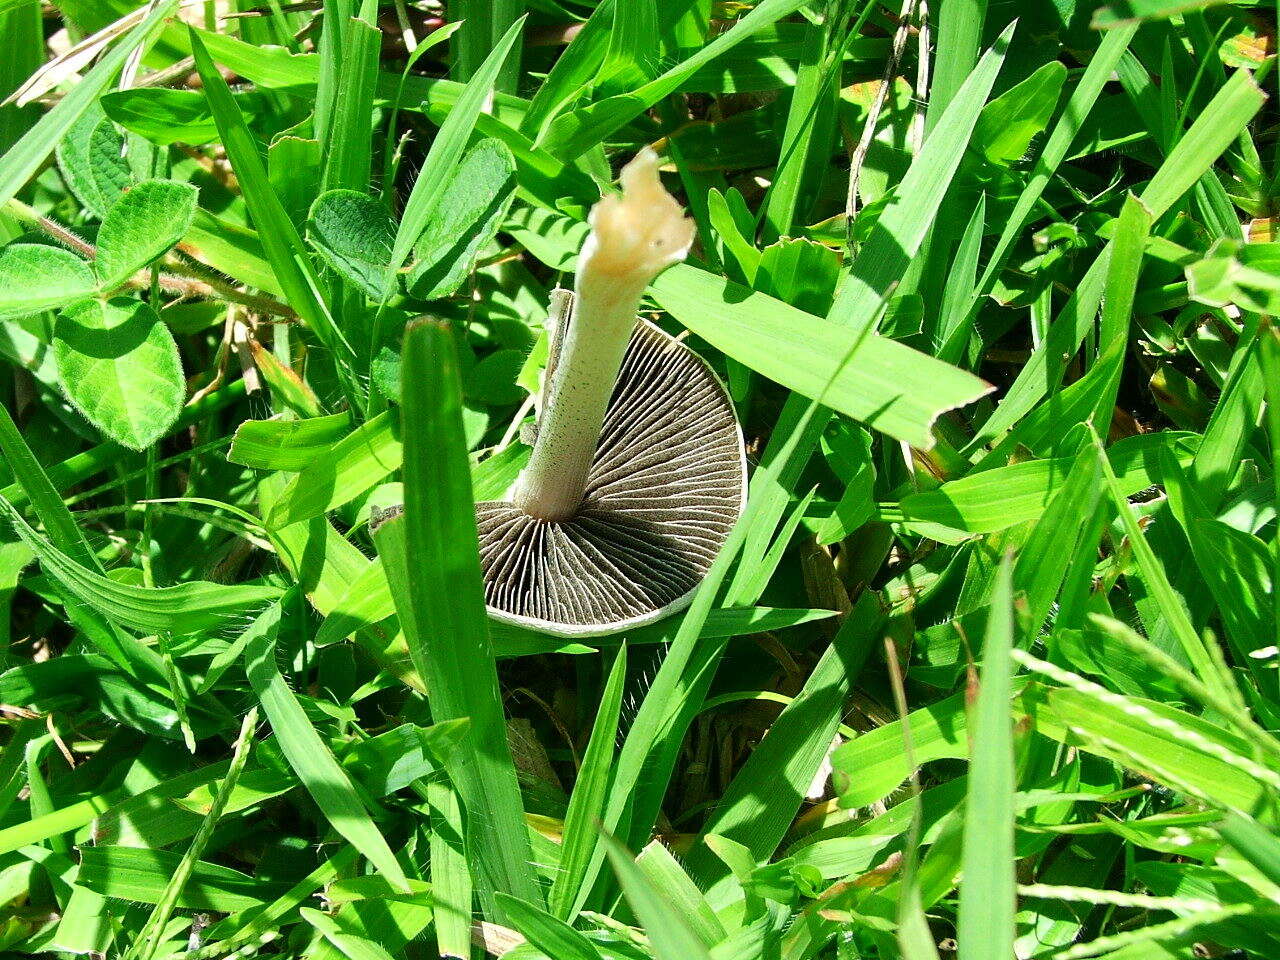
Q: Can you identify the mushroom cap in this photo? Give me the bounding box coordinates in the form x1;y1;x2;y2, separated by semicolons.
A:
478;319;747;637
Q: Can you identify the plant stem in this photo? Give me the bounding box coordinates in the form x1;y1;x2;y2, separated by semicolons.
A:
4;197;296;318
513;270;648;520
513;149;695;521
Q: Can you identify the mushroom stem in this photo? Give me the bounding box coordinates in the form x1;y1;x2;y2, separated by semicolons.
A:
514;148;695;521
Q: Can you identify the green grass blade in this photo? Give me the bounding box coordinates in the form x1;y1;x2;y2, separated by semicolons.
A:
833;21;1015;332
1190;327;1267;510
733;484;819;599
453;0;525;94
0;496;280;636
957;554;1016;960
241;600;410;892
373;319;539;916
228;414;351;472
935;192;986;358
301;907;399;960
312;0;349;145
264;412;400;529
128;709;258;960
1161;449;1275;675
192;847;360;960
893;431;1193;534
520;0;613;138
388;18;525;281
761;15;835;242
884;625;945;960
1092;433;1233;705
651;265;993;449
634;840;725;947
1262;327;1280;662
1092;0;1234;27
77;846;283;913
549;644;627;921
830;690;969;810
0;405;165;677
1017;657;1270;810
320;7;380;193
687;594;882;896
1216;811;1280;889
1010;443;1106;633
1030;192;1153;440
496;893;606;960
427;775;471;959
316;5;381;367
926;0;987;131
0;0;177;209
187;27;359;404
0;0;41;154
603;834;713;960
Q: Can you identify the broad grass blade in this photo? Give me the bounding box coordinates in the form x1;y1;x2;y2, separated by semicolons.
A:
373;319;540;915
603;834;713;960
957;554;1016;960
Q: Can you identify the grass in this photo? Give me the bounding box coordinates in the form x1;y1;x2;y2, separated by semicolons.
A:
0;1;1277;958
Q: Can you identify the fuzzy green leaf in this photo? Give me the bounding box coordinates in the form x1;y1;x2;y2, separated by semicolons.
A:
0;243;96;320
53;297;184;450
306;189;396;300
406;138;517;300
94;180;199;291
54;107;133;220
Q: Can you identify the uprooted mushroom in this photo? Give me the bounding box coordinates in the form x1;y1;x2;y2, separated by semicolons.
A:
475;148;747;637
377;149;747;636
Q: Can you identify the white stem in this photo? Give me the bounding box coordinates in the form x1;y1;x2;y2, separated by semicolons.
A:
513;272;646;519
514;148;694;521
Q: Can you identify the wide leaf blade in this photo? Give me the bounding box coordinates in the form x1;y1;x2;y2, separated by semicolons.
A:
373;319;539;917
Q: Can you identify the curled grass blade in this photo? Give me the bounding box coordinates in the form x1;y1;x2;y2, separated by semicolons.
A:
0;495;280;637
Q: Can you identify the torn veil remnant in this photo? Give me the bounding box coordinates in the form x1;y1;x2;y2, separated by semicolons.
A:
477;148;747;637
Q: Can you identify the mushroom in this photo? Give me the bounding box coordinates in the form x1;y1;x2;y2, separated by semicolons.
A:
476;148;747;637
